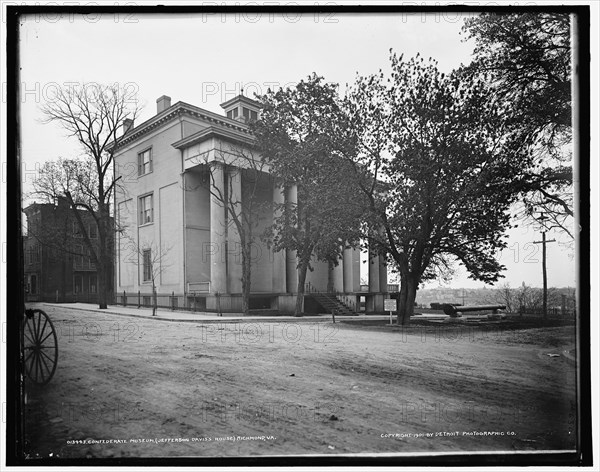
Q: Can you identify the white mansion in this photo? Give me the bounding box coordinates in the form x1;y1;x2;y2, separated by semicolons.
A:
113;94;389;313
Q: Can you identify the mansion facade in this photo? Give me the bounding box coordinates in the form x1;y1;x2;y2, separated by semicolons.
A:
113;94;389;313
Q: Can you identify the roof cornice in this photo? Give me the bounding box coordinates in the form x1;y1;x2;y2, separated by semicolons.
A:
220;94;261;109
172;124;256;150
113;101;253;152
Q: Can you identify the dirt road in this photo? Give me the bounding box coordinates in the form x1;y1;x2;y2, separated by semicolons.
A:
23;304;577;459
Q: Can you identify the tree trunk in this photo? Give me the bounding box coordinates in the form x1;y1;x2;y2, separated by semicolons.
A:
295;260;309;316
96;203;110;309
61;256;66;302
215;292;222;316
97;250;112;309
152;284;157;316
327;260;334;293
404;275;418;322
96;259;108;309
397;272;418;325
396;272;408;325
241;243;251;316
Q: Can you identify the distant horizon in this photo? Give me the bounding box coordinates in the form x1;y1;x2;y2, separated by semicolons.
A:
417;285;577;291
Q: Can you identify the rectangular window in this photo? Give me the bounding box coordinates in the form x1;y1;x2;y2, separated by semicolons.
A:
74;274;82;294
139;194;154;225
30;275;37;295
73;221;83;238
138;148;153;176
89;223;98;239
73;244;84;268
90;275;97;293
34;245;41;263
86;248;93;268
143;249;152;282
242;107;257;123
227;108;239;120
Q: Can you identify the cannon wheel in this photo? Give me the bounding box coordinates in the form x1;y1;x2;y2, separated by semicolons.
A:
23;309;58;385
442;304;458;317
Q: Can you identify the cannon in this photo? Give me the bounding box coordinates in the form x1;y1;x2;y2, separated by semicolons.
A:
442;304;506;318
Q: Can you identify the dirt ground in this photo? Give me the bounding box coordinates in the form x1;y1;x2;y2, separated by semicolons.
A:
22;304;578;459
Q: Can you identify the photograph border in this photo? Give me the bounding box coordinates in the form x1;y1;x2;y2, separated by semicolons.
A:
4;2;593;467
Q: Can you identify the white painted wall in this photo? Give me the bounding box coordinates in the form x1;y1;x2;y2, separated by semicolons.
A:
114;120;185;292
114;111;362;296
184;170;212;290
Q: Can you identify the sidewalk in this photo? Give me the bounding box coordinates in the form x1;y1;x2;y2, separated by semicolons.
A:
39;302;389;324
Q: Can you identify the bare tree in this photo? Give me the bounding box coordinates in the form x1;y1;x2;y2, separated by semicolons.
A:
486;282;516;313
33;83;140;308
187;142;271;316
513;282;563;316
121;235;172;316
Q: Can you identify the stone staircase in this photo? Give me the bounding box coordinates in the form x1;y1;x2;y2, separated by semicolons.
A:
306;286;358;316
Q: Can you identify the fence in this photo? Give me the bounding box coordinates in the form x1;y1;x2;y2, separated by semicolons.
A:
28;290;106;304
359;284;399;292
517;307;576;318
72;291;99;304
114;291;208;312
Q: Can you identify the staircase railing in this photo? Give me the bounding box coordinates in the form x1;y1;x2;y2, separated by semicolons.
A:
304;282;357;313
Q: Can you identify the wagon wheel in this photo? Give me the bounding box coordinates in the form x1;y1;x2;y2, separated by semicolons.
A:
23;309;58;385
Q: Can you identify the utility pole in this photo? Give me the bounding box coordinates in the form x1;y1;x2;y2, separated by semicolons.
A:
533;213;556;319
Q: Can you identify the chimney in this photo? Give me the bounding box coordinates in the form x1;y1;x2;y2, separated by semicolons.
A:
156;95;172;114
122;118;134;136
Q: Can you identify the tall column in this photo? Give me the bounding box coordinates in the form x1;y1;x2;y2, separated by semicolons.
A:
285;185;298;293
227;167;242;293
343;245;353;293
272;182;286;293
367;244;381;313
333;254;344;292
352;246;361;292
368;248;380;293
379;253;388;293
210;162;227;293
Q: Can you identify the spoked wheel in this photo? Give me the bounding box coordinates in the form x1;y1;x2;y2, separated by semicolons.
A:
23;309;58;385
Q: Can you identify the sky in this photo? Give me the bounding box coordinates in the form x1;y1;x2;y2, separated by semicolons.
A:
15;10;579;290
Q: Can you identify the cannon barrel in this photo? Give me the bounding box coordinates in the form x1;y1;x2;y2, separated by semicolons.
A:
442;304;506;317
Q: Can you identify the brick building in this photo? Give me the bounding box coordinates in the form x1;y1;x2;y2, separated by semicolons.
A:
22;201;114;303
